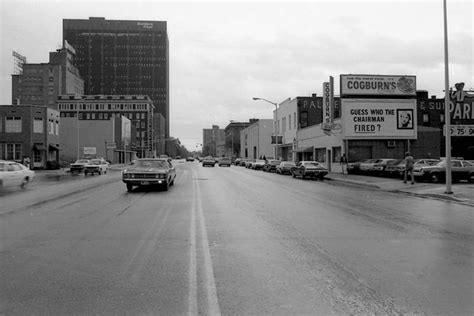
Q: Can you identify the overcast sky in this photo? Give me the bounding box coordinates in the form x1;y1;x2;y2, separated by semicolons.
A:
1;0;472;151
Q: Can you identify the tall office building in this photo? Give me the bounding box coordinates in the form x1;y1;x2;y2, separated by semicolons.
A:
62;17;169;141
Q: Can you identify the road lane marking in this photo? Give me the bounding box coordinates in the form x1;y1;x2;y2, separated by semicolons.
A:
194;171;221;315
188;176;198;315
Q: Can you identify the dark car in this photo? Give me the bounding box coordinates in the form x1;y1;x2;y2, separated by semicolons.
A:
414;159;474;183
202;157;216;167
122;158;176;192
291;161;328;180
186;157;195;162
276;161;296;175
263;160;281;172
69;159;90;174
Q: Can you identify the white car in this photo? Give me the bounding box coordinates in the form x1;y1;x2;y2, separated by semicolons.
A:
0;160;35;188
84;158;109;175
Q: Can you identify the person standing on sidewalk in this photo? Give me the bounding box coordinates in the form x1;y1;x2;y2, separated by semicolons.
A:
340;153;348;174
403;152;414;184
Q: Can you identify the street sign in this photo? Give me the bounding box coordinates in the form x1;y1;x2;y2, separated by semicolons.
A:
84;147;96;155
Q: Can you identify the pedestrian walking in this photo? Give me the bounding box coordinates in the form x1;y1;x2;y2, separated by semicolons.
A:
340;153;347;174
403;152;414;184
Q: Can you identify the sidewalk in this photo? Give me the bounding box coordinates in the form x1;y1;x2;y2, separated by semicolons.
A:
326;172;474;206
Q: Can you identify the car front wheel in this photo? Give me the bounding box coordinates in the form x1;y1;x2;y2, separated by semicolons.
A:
430;173;441;183
126;183;133;192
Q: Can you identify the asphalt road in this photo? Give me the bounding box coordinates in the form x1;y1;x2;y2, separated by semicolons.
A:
1;162;473;315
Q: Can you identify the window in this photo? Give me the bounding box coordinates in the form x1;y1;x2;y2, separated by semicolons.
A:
422;113;429;125
332;146;342;163
6;143;22;161
288;115;291;130
0;116;2;132
33;118;43;133
440;114;445;123
282;117;286;133
48;120;54;134
34;150;42;163
6;117;22;133
55;122;59;135
315;148;326;163
294;113;296;129
300;111;308;128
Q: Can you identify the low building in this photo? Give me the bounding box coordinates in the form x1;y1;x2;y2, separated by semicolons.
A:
240;119;273;159
224;119;257;158
57;94;155;158
59;114;133;163
0;105;60;169
203;125;225;157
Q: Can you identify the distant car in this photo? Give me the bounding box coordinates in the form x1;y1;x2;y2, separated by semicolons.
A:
358;159;380;173
276;161;296;175
84;158;109;175
218;157;232;167
291;161;328;180
0;160;35;188
252;159;266;170
202;157;216;167
70;159;90;174
233;158;241;166
263;160;281;172
186;157;195;162
414;159;474;183
122;158;176;192
383;159;405;177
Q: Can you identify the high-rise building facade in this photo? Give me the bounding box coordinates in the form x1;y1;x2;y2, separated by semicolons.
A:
11;42;84;108
62;17;169;140
202;125;225;157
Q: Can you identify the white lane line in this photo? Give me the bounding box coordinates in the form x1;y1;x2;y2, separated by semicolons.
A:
188;172;198;316
195;176;221;316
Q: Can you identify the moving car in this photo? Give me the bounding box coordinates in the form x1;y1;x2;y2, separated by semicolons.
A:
276;161;296;175
218;157;232;167
202;156;216;167
69;159;90;174
0;160;35;188
186;157;195;162
84;158;109;175
122;158;176;192
414;159;474;183
263;159;281;172
291;161;328;180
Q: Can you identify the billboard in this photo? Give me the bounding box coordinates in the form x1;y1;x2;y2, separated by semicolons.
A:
342;99;417;139
340;74;416;96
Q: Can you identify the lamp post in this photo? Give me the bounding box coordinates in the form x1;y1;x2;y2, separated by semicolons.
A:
253;97;278;159
443;0;452;194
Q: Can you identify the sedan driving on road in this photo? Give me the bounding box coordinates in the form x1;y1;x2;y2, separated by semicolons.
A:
84;158;109;175
69;159;90;174
0;160;35;188
122;158;176;192
291;161;328;180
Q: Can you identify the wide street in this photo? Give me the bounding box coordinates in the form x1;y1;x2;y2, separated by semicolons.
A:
1;161;473;315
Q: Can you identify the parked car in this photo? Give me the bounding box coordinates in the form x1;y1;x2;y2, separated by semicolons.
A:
0;160;35;188
263;160;281;172
122;158;176;192
70;159;90;174
202;157;216;167
186;157;195;162
291;161;328;180
84;158;109;175
245;159;255;168
233;158;241;166
218;157;232;167
385;158;440;178
371;158;400;176
414;159;474;183
276;161;296;175
347;159;373;174
359;159;381;174
252;159;266;170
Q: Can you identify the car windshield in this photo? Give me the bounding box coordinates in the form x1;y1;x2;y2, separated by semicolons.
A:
303;162;321;167
90;159;102;165
76;159;89;163
134;160;169;169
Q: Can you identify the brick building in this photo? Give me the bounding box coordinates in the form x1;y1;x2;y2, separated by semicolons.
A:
0;105;60;169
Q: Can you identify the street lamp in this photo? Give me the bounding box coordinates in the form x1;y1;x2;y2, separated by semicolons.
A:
253;97;278;159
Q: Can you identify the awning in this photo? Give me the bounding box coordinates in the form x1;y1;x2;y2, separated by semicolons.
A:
49;144;59;151
292;146;313;153
33;144;46;151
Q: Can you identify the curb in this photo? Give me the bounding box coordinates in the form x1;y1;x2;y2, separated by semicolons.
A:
326;176;474;207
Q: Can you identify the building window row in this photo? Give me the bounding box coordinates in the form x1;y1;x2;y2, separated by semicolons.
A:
58;103;150;111
5;117;22;133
